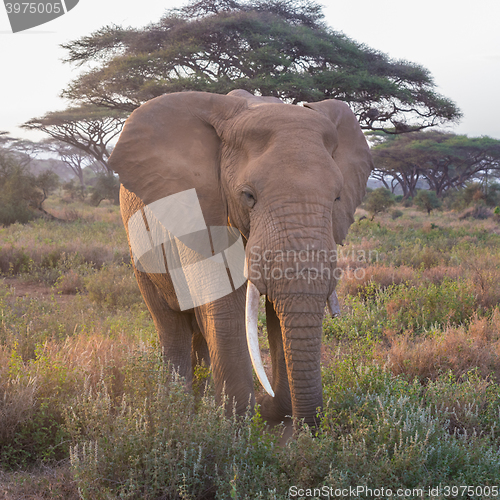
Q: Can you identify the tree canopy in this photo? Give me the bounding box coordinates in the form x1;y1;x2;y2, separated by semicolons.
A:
23;106;127;172
60;0;460;133
371;132;500;199
43;139;97;188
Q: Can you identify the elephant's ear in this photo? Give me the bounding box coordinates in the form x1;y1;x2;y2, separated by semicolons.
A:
109;91;247;225
304;99;373;244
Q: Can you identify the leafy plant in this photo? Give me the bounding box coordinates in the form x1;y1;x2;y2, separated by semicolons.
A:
362;188;395;220
414;189;441;215
88;173;120;206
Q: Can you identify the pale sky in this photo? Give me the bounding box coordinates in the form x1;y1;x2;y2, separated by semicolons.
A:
1;0;499;141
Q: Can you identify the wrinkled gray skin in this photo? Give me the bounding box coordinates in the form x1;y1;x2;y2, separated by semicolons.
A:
109;90;373;428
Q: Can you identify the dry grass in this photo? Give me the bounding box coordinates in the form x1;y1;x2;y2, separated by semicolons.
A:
338;264;417;298
0;464;78;499
0;372;37;443
378;310;500;382
54;270;84;295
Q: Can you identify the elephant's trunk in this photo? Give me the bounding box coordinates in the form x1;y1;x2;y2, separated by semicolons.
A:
245;199;336;426
272;292;325;427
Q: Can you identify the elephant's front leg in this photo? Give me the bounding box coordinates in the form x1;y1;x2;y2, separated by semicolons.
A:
257;298;292;425
195;287;255;416
134;270;195;386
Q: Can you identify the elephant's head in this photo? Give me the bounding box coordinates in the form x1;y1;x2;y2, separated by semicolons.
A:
109;90;372;427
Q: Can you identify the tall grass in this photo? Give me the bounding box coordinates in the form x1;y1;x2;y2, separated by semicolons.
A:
1;202;500;497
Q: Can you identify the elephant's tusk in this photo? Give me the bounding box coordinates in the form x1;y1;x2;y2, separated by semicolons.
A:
327;290;341;317
245;281;275;398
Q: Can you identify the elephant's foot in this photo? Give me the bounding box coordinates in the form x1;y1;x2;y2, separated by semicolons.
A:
278;418;294;446
257;393;291;427
257;396;293;446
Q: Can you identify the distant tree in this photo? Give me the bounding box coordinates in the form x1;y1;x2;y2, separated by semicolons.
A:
363;187;395;220
414;189;441;215
444;181;500;210
23;106;127;172
0;152;35;225
0;132;12;146
60;0;460;133
89;173;120;206
43;139;94;188
0;150;59;225
32;170;60;213
62;179;86;201
372;132;500;199
370;133;425;199
0;135;43;169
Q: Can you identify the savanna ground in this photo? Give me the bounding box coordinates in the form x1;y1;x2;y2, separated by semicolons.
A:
1;197;500;499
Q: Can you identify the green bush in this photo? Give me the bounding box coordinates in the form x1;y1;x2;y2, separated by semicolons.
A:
390;208;403;219
324;279;476;338
443;182;500;211
0;153;59;226
0;345;73;468
67;353;285;499
0;155;36;226
362;188;395;220
62;180;86;201
385;279;476;332
84;264;142;309
414;189;441;214
66;351;500;497
485;183;500;207
89;173;120;206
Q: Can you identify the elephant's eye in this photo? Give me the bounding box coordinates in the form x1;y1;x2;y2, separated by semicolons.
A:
242;190;256;208
335;196;341;202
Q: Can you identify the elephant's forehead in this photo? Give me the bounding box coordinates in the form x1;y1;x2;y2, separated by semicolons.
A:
229;104;337;153
245;104;332;131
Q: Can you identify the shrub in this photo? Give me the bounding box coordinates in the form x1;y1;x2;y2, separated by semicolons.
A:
338;264;416;299
0;154;59;225
327;279;476;339
62;180;86;201
67;355;285;499
89;173;120;206
362;188;395;220
84;264;142;309
55;269;84;295
390;208;403;219
385;279;476;332
0;155;36;226
414;189;441;215
459;205;492;220
0;288;156;469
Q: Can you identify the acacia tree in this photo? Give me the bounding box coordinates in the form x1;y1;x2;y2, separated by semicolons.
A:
0;134;44;169
60;0;460;133
371;132;500;198
42;139;96;188
413;134;500;196
23;106;127;172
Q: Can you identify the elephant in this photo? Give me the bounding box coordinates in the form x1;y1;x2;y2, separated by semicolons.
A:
108;89;373;429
